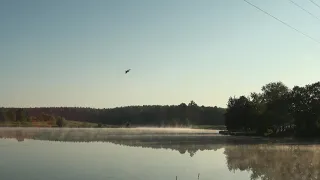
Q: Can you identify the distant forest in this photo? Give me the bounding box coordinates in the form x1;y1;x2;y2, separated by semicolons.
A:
225;81;320;137
0;101;225;127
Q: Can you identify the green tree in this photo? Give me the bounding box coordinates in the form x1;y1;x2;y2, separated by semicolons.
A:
290;82;320;137
40;113;56;122
225;96;256;132
261;82;289;103
56;116;66;127
16;109;30;122
5;109;16;122
187;100;200;124
1;109;8;122
259;82;291;134
178;103;187;124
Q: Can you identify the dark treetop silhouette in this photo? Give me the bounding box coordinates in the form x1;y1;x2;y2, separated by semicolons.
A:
224;81;320;138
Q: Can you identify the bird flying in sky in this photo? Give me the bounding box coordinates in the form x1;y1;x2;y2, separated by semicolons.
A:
125;69;131;74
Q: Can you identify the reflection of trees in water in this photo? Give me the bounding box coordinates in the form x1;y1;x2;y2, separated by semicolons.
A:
109;139;224;157
0;128;225;157
15;130;24;142
224;145;320;180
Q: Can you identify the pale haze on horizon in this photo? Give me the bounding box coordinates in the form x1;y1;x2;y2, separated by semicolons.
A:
1;0;319;108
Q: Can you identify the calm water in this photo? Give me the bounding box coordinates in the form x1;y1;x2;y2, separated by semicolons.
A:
0;128;320;180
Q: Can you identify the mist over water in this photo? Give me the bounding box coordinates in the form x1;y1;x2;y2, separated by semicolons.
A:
1;128;320;180
0;127;221;138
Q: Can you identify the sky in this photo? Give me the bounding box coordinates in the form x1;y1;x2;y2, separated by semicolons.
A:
1;0;320;108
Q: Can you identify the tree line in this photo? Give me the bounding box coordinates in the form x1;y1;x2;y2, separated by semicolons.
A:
0;108;67;127
0;101;225;127
225;81;320;137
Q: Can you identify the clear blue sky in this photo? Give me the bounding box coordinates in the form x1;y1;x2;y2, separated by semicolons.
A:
1;0;319;108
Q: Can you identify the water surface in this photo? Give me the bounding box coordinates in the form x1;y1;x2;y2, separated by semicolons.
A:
0;128;319;180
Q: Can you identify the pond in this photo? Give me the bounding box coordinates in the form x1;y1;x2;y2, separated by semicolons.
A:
0;128;319;180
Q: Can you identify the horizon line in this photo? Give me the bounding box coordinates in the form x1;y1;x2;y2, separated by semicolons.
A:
0;104;225;109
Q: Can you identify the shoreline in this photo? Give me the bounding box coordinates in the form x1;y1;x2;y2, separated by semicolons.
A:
218;130;320;140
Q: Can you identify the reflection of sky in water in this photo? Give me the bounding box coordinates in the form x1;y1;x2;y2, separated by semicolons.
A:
0;138;251;180
1;128;320;180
